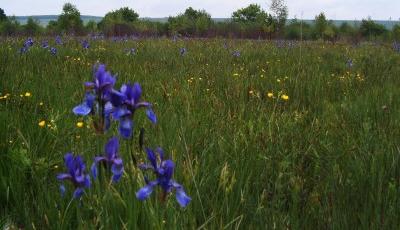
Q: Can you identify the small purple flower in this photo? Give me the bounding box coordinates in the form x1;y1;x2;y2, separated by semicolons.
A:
136;147;191;207
110;83;156;138
223;41;228;49
232;50;240;57
82;40;90;49
126;48;136;55
24;37;34;48
50;47;57;55
91;137;124;182
393;42;400;53
56;153;91;199
19;46;28;54
55;35;63;45
41;40;49;49
19;37;34;54
346;59;353;68
180;47;187;56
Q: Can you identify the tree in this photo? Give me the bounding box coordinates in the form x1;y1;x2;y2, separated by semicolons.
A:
314;13;328;39
99;7;139;36
0;8;6;22
392;24;400;41
359;18;387;39
232;4;266;23
103;7;139;23
167;7;212;36
57;3;84;34
85;20;98;33
0;16;20;35
285;19;312;40
46;20;59;34
269;0;288;34
24;17;42;35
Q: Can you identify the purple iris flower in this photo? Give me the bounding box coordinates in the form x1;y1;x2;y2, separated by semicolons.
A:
56;153;91;199
232;50;241;57
50;47;57;55
393;42;400;53
110;83;156;139
223;41;228;49
82;40;90;49
41;40;49;49
73;64;116;115
19;46;28;54
136;147;191;208
91;137;124;182
19;37;34;54
24;37;34;48
126;48;136;55
73;64;116;133
346;59;353;68
180;47;187;56
55;35;63;45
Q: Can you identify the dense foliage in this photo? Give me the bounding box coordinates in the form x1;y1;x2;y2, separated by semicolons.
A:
0;3;399;42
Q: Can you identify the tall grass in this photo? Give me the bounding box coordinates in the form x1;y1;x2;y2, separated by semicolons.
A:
1;38;399;229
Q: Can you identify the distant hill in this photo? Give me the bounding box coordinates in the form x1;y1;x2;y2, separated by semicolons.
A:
15;15;103;26
14;15;400;29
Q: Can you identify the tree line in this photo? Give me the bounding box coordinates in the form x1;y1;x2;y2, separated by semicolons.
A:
0;1;399;42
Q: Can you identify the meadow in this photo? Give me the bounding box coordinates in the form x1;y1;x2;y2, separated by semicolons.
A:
1;37;400;229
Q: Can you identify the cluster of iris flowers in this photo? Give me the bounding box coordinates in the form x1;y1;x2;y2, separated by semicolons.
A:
19;37;34;53
57;64;190;208
20;38;57;55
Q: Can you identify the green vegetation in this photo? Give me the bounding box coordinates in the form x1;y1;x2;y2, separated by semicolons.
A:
1;3;399;42
1;37;400;228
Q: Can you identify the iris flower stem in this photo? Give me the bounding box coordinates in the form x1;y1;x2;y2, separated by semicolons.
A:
98;95;105;133
60;197;74;229
130;134;137;166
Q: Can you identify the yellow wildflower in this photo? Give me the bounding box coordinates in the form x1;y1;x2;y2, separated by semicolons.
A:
267;92;274;98
76;121;84;128
281;94;289;100
25;92;32;97
38;120;46;127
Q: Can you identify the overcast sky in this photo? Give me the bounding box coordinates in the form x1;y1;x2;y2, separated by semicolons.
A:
2;0;400;20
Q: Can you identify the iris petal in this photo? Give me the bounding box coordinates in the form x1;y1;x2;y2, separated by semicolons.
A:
60;184;66;197
146;109;157;124
145;148;157;169
57;173;72;181
111;162;124;176
112;173;122;183
105;137;119;159
73;188;84;199
91;162;98;179
73;103;91;116
136;182;157;200
176;187;191;208
119;117;133;138
132;83;142;102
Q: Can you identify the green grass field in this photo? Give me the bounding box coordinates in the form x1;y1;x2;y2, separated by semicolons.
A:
1;38;400;229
